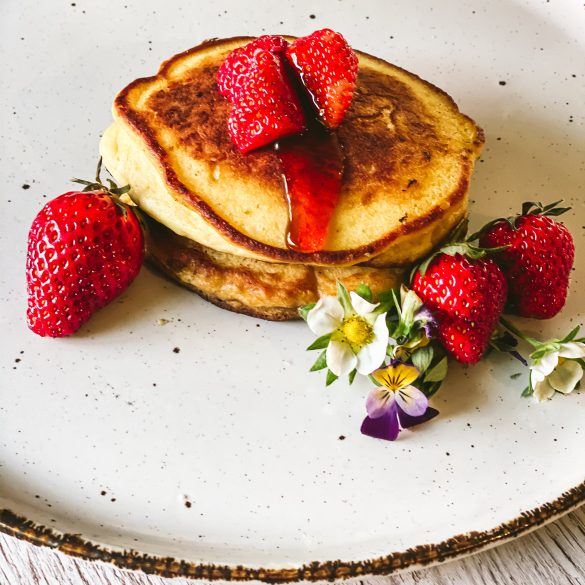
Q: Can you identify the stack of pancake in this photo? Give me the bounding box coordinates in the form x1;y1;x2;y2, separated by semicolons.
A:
100;37;484;320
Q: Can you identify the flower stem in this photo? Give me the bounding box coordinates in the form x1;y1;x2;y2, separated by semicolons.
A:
499;318;539;347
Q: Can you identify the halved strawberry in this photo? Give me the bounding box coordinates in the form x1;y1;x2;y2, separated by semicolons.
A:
226;48;306;153
217;35;288;100
286;28;358;129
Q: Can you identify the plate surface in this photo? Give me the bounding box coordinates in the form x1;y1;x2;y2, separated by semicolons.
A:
1;0;584;580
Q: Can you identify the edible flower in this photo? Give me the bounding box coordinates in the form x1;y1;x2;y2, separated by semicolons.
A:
500;319;585;401
530;341;585;401
361;362;438;441
305;282;389;378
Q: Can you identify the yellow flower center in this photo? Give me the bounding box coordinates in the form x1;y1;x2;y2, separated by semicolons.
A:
335;316;374;352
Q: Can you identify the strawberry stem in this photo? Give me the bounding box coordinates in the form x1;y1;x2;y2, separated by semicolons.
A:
499;317;540;347
71;157;131;200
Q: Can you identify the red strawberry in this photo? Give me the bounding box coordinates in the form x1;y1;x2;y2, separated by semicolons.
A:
226;49;306;153
218;38;306;153
478;201;575;319
412;249;508;364
26;178;144;337
286;28;358;129
217;35;288;100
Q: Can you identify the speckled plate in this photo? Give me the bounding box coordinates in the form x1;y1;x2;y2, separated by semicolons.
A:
1;0;584;581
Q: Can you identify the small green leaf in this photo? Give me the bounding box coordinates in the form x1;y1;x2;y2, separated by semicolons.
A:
521;385;533;397
378;289;395;304
336;281;353;314
306;333;332;351
423;380;443;398
355;283;373;302
561;325;581;343
326;369;338;386
425;356;448;383
310;351;328;372
348;369;357;385
411;346;434;374
510;372;522;379
298;303;316;321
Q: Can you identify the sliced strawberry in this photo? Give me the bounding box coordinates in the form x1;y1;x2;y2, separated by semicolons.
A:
217;35;289;100
226;49;306;153
286;28;358;129
277;125;343;252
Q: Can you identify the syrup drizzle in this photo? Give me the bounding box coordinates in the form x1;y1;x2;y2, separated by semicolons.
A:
275;123;344;253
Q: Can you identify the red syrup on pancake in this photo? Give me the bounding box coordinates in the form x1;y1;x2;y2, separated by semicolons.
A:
275;122;344;253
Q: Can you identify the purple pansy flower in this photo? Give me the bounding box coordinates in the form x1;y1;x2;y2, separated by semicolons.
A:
360;362;439;441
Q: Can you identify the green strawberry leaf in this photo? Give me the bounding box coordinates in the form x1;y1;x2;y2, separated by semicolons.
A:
411;346;434;374
307;333;332;351
355;283;373;302
298;303;316;322
326;369;339;386
560;325;581;343
309;350;328;372
424;356;448;383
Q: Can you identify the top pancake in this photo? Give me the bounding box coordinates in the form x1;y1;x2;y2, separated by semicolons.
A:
100;37;484;267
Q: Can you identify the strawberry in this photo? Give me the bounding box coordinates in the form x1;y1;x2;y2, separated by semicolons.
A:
217;38;306;153
286;28;358;129
478;201;575;319
217;35;288;100
412;246;508;364
26;170;144;337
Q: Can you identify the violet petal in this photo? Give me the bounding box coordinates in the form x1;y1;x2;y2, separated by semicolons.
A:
397;406;440;429
360;403;400;441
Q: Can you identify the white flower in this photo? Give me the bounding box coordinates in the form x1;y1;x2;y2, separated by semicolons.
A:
530;341;585;401
306;287;389;377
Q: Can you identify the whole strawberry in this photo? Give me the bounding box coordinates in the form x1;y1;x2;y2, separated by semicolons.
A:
26;172;144;337
478;201;575;319
217;36;306;153
412;247;508;364
286;28;358;129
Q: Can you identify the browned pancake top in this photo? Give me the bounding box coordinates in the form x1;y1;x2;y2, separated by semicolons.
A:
111;37;483;265
145;63;442;207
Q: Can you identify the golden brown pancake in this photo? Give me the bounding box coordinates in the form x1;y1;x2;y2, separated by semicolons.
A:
144;215;405;320
100;37;484;268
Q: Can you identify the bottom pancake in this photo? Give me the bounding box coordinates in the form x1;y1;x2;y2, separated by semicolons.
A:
144;217;406;320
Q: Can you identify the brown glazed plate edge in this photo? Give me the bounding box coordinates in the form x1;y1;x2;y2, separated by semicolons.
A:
0;480;584;582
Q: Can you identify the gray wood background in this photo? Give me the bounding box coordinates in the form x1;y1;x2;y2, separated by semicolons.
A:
1;505;584;585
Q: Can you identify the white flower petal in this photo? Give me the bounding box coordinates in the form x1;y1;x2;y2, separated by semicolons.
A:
355;313;389;375
533;378;556;402
531;367;545;387
306;296;343;336
547;359;583;394
326;340;357;377
535;351;559;379
559;342;585;360
349;291;379;317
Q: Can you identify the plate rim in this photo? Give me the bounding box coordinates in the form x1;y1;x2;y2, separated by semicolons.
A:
1;480;583;581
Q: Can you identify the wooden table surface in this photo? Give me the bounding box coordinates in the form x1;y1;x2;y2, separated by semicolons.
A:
1;506;584;585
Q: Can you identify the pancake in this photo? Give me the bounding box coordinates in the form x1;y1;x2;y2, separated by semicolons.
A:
144;215;405;320
100;36;484;268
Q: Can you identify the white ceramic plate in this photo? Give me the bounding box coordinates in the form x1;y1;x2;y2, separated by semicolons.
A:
1;0;584;580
